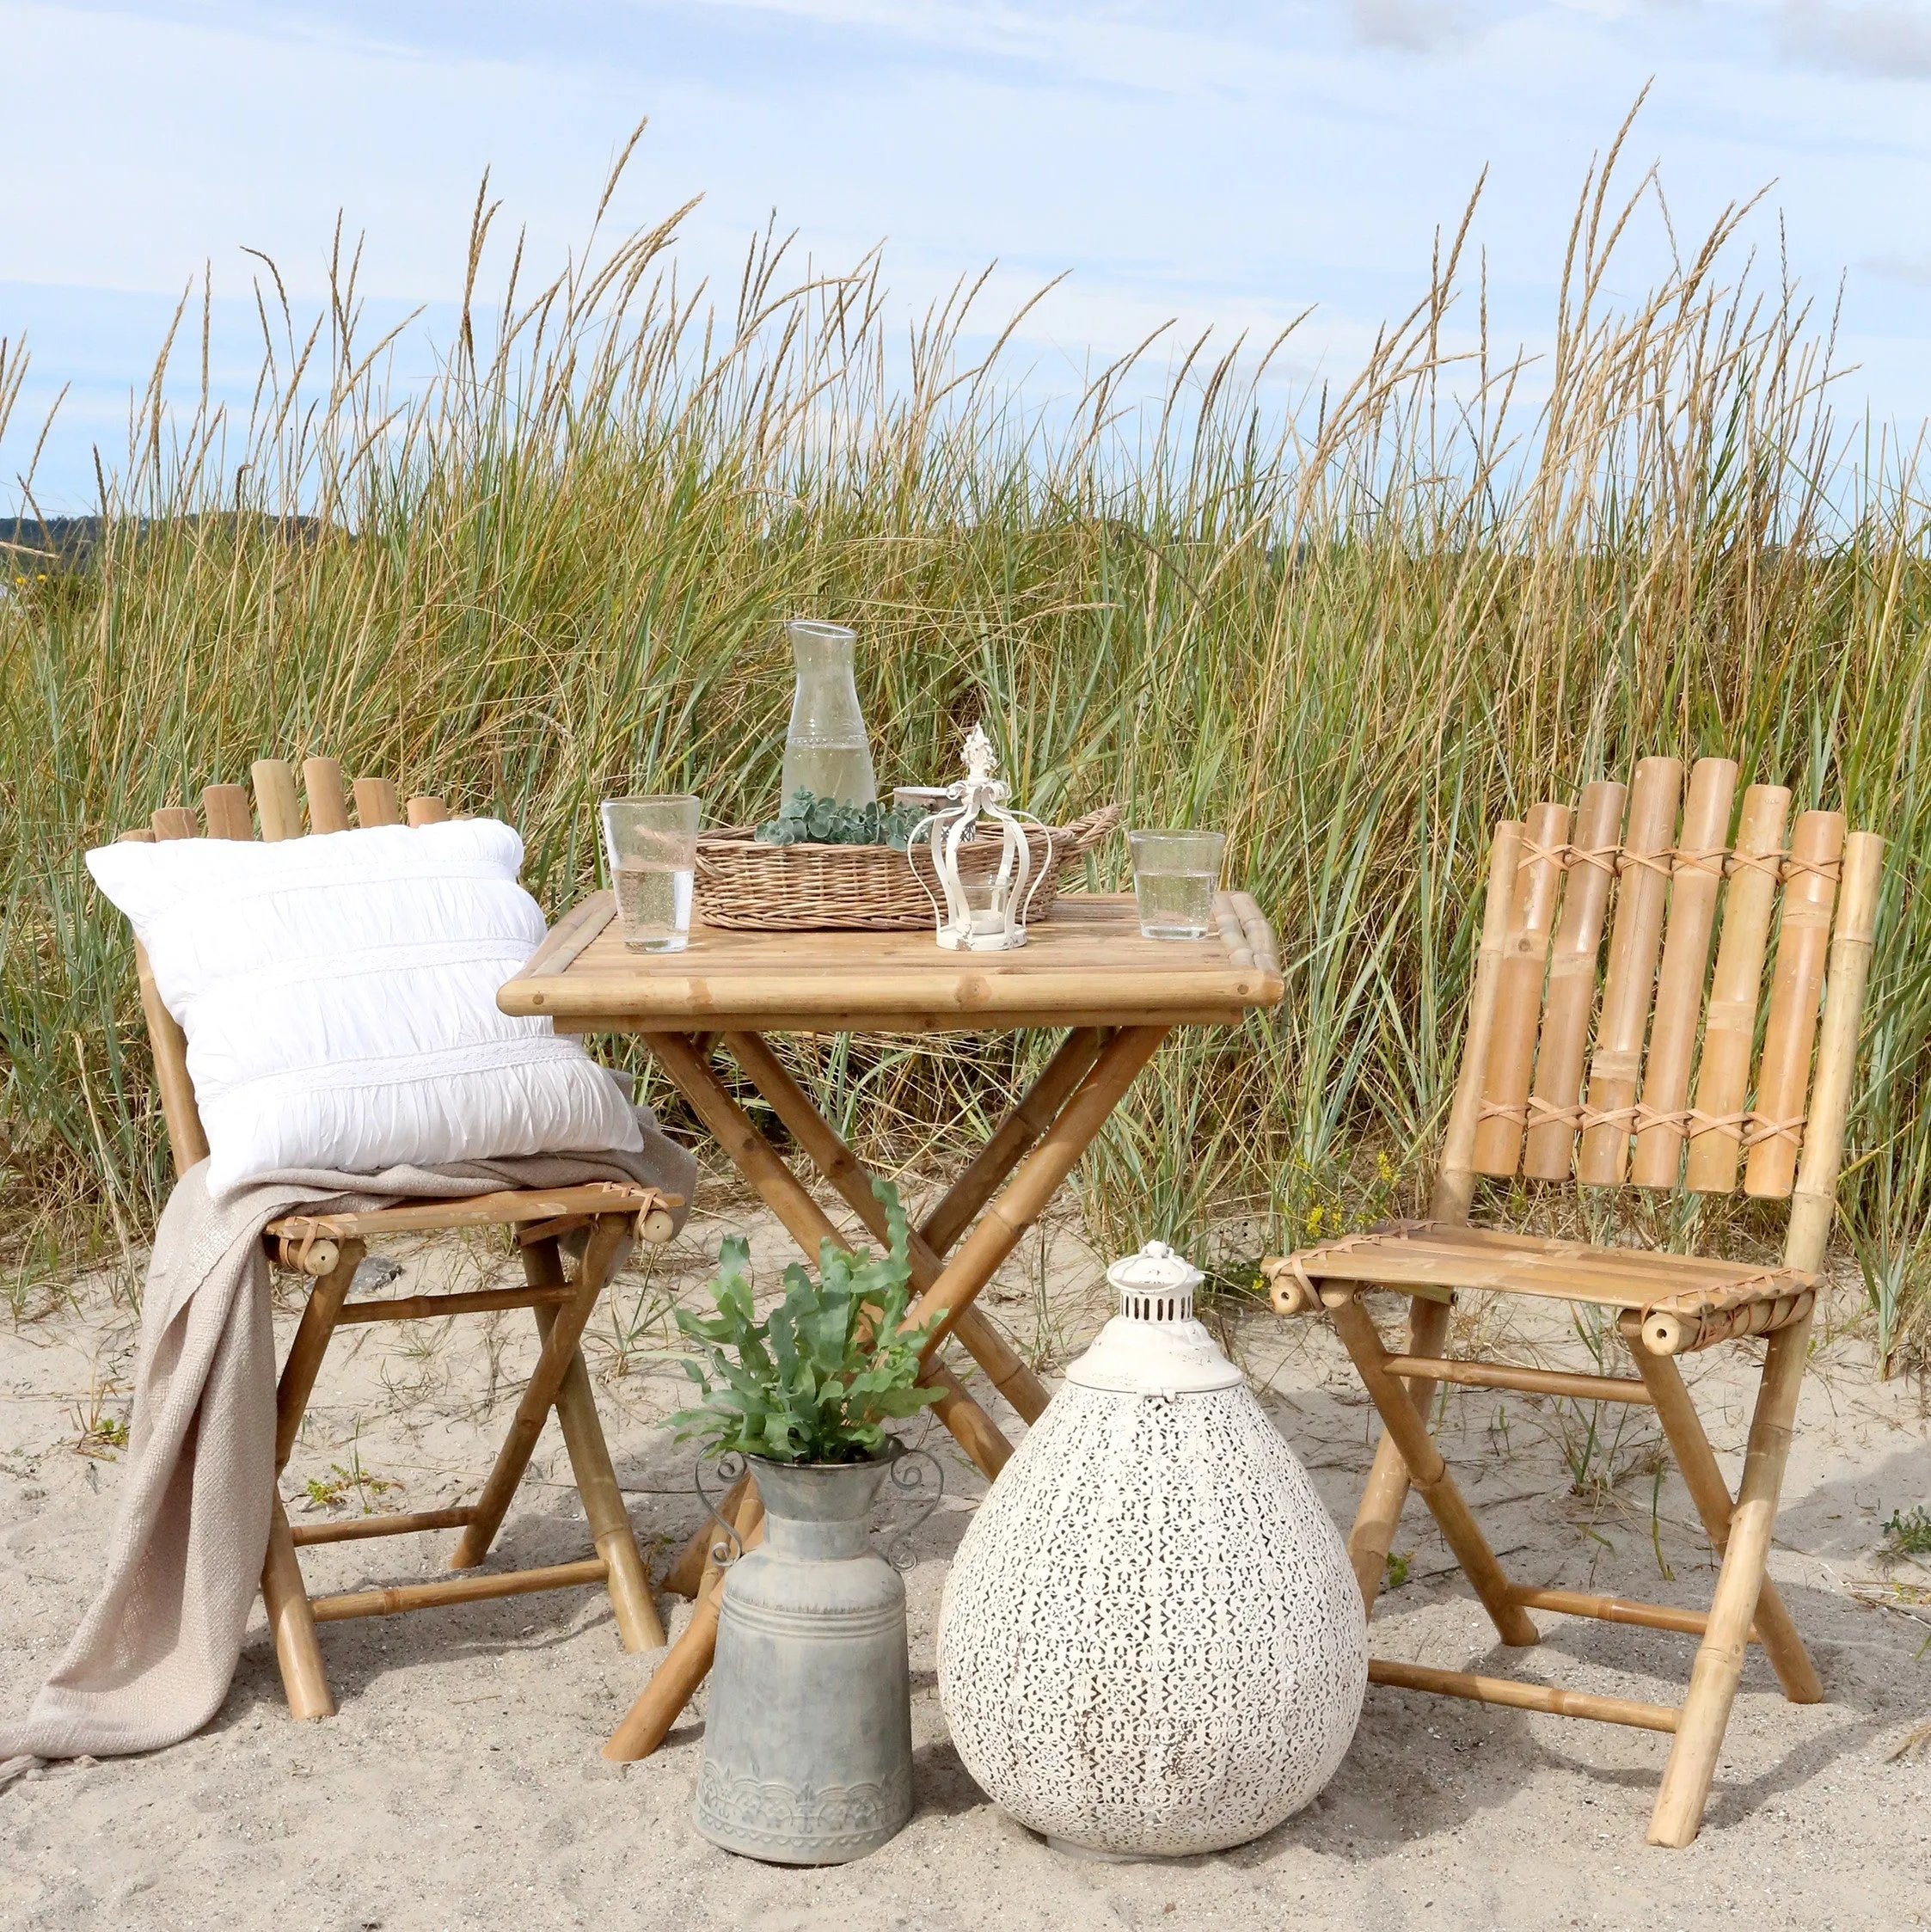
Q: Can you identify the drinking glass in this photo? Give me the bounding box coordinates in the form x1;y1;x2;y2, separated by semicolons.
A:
601;795;702;953
1127;829;1225;941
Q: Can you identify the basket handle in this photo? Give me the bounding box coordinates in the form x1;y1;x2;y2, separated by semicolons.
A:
1057;803;1122;856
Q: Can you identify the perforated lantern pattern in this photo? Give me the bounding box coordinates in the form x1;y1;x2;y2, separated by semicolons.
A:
937;1243;1367;1857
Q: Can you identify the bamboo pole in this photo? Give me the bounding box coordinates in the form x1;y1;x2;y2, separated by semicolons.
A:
290;1506;476;1548
302;757;350;834
1330;1296;1541;1647
1632;758;1738;1187
1744;810;1847;1198
1631;1346;1819;1702
1381;1355;1654;1405
352;776;402;827
1579;758;1683;1185
723;1030;1051;1425
132;939;210;1175
451;1216;633;1569
1647;834;1883;1838
1432;822;1522;1220
917;1027;1106;1255
529;1238;665;1651
201;783;254;840
334;1284;577;1325
1648;1309;1815;1845
1471;799;1570;1175
251;758;303;842
1525;781;1627;1179
1346;1294;1451;1611
1504;1585;1756;1642
273;1239;364;1469
907;1026;1171;1360
604;1487;765;1762
261;1494;334;1718
1368;1657;1678;1733
1685;785;1792;1192
311;1558;610;1622
1782;831;1884;1268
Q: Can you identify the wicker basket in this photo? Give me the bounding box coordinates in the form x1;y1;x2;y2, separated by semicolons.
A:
694;805;1120;932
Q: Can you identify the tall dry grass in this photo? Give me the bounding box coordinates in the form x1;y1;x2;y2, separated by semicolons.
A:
3;126;1928;1360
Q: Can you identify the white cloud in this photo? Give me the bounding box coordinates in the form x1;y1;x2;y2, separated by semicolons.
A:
1779;1;1931;78
1348;0;1477;52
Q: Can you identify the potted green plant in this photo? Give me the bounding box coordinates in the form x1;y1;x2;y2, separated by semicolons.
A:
673;1182;946;1865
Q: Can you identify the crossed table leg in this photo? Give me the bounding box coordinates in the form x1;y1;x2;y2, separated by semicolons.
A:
604;1021;1171;1759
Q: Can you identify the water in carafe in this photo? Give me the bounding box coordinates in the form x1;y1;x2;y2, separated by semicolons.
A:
782;619;877;806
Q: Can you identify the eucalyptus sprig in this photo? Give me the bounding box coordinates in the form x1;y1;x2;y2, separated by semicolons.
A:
670;1180;941;1464
756;787;926;851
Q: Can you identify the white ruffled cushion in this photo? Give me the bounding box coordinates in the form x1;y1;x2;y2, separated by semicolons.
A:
86;819;643;1199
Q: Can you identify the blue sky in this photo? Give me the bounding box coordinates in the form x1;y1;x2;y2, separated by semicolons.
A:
3;0;1931;510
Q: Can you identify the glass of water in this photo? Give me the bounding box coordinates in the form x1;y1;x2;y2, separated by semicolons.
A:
600;795;702;954
1127;829;1225;941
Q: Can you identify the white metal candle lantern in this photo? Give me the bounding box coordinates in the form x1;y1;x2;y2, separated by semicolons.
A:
911;724;1052;952
937;1241;1368;1859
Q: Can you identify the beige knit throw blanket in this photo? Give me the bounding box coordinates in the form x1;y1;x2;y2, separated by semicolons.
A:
0;1125;694;1774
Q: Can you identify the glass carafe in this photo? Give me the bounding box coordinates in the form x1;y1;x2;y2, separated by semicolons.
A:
781;619;877;807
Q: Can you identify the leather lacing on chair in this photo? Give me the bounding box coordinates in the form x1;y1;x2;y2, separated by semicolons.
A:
1473;1094;1805;1150
1513;841;1843;887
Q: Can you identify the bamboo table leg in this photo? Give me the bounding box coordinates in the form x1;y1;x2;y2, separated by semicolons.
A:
723;1029;1052;1425
605;1485;765;1762
644;1032;1015;1481
904;1026;1171;1354
612;1022;1171;1760
917;1027;1106;1256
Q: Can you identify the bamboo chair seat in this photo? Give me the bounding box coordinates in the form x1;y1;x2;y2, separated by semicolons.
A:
1276;1220;1814;1348
1261;756;1885;1847
110;757;677;1724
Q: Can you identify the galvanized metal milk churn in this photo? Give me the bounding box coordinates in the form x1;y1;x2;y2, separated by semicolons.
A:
694;1441;941;1863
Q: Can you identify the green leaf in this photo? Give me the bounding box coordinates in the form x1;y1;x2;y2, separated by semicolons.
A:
671;1176;943;1463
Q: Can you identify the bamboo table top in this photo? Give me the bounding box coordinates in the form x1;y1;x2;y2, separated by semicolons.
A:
498;892;1283;1034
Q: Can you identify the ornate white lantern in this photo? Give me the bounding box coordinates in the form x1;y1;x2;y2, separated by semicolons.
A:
912;724;1051;952
937;1242;1368;1859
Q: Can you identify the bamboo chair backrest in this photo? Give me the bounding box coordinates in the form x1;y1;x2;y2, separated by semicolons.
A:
118;758;452;1181
1434;757;1885;1275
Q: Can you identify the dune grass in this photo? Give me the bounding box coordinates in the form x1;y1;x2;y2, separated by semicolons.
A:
3;126;1928;1363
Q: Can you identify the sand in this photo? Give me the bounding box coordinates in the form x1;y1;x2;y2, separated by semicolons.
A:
3;1198;1928;1931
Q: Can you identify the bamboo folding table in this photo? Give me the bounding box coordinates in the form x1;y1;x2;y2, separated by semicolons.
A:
494;889;1283;1757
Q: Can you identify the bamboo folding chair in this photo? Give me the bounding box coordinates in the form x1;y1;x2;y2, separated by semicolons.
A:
116;756;681;1720
1262;756;1883;1846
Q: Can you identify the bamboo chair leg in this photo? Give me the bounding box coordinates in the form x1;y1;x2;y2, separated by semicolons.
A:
1634;1348;1821;1705
273;1238;365;1469
524;1238;665;1652
1330;1295;1541;1648
258;1236;363;1718
450;1214;634;1570
1650;1313;1817;1847
261;1493;334;1719
1347;1292;1451;1611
